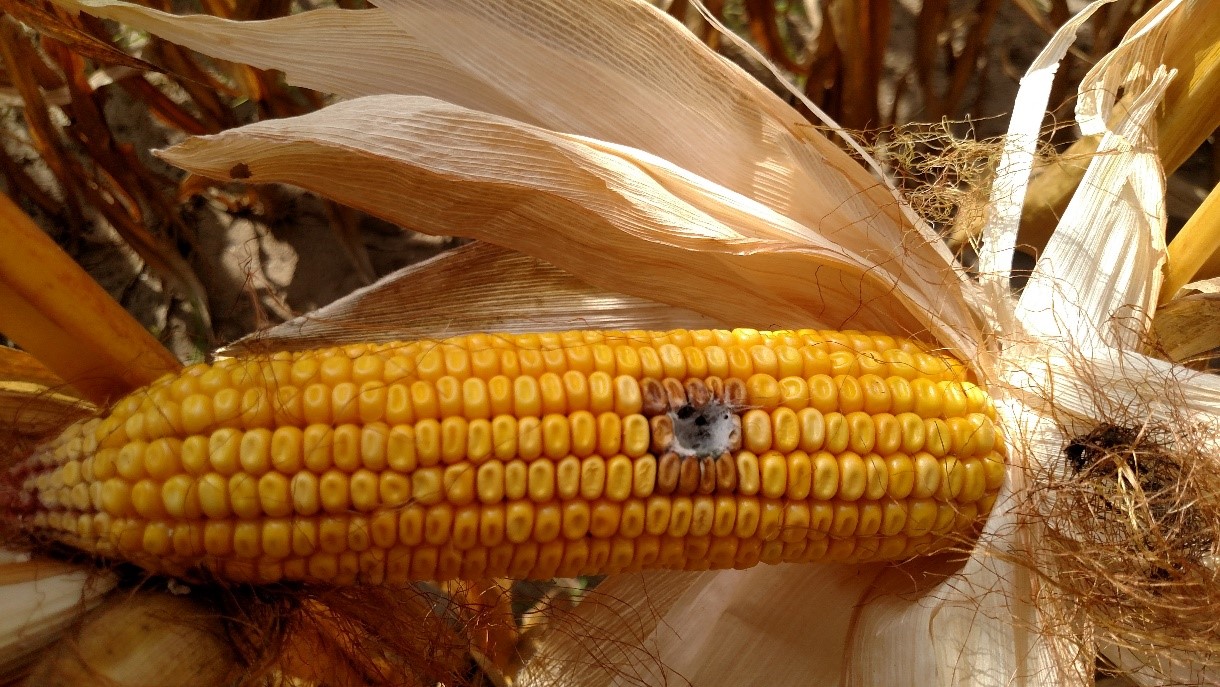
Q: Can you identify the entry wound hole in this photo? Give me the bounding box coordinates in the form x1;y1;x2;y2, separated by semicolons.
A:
670;400;735;458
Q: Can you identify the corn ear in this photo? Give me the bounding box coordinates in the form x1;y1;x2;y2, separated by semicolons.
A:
11;329;1004;583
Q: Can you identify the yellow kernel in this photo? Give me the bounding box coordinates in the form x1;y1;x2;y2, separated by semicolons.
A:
539;373;566;415
385;384;413;424
332;382;360;425
143;438;182;481
131;480;166;519
633;456;656;498
378;470;411;507
907;500;932;536
415;419;441;466
357;423;388;471
197;473;230;518
910;378;943;418
466;419;492;463
256;471;293;518
924;418;952;457
872;413;901;455
742;409;772;454
229;473;261;519
291;472;320;516
778;376;809;410
161;474;200;519
939;456;965;501
506;501;534;544
759;451;788;499
562;371;590;412
569;411;597;457
527;460;555;502
588;371;614;413
824;413;849;454
303;424;334;472
302;384;332;425
622;415;650;458
605;455;633;501
746;374;780;411
581;456;607;500
181;394;215;435
412;467;443;505
440;416;469;465
845;412;876;455
807;375;837;414
516;417;542;461
443;464;476;506
480;505;506;546
864;454;889;500
541;414;571;459
556;456;581;500
835;375;865;414
239;428;273;475
830;502;859;538
911;452;942;499
982;452;1006;490
504;461;527;500
386;425;417;472
351;469;379;511
477;461;505;504
838;452;867;501
940;381;969;418
436;376;463;418
959;459;987;503
735;451;760;495
886;453;915;499
463;378;491;420
116;441;148;480
796;408;827;453
410;380;439;420
491;415;517;460
703;346;729;377
613;376;642;416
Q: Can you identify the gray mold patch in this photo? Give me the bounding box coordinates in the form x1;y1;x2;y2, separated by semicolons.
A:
670;400;738;458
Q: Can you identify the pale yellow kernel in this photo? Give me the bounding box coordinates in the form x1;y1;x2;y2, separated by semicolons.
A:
505;461;527;500
93;447;120;480
161;475;198;519
518;348;545;378
439;416;468;465
565;347;594;377
910;378;943;418
633;456;657;498
465;419;492;463
527;460;555;502
830;502;859;538
539;373;566;416
462;377;491;420
443;464;476;506
864;454;889;500
116;441;148;480
580;456;607;500
614;376;642;416
924;418;952;457
588;371;614;413
911;452;942;499
939;456;965;501
352;354;385;385
412;467;443;505
415;419;441;466
350;469;379;512
846;412;876;455
301;384;332;425
506;501;534;544
238;428;273;475
733;498;759;539
249;471;292;521
480;505;506;546
703;346;729;378
181;394;215;435
824;413;849;454
556;456;581;500
605;455;633;501
302;424;334;472
622;414;650;458
198;473;230;518
939;381;969;418
541;414;571;460
873;413;902;455
759;451;788;499
513;376;542;418
330;383;360;425
384;384;413;425
490;415;517;460
796;408;827;452
436;376;463;418
358;423;389;471
290;473;319;517
810;450;840;500
838;452;867;501
857;503;883;537
562;370;590;412
511;416;539;461
131;480;166;519
386;425;417;472
745;374;780;411
569;411;597;458
735;451;760;496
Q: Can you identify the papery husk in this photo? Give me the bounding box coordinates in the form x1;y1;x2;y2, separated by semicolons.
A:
0;553;114;681
0;347;93;438
224;241;724;355
24;589;238;687
1149;290;1220;363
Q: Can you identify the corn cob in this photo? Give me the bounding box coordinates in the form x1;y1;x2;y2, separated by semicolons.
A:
8;329;1004;584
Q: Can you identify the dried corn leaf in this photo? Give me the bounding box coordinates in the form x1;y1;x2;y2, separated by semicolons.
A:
158;95;979;359
224;241;723;354
0;0;154;72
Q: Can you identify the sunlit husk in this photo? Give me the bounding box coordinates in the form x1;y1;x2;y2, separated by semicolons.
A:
24;589;239;687
225;241;724;354
0;554;114;680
